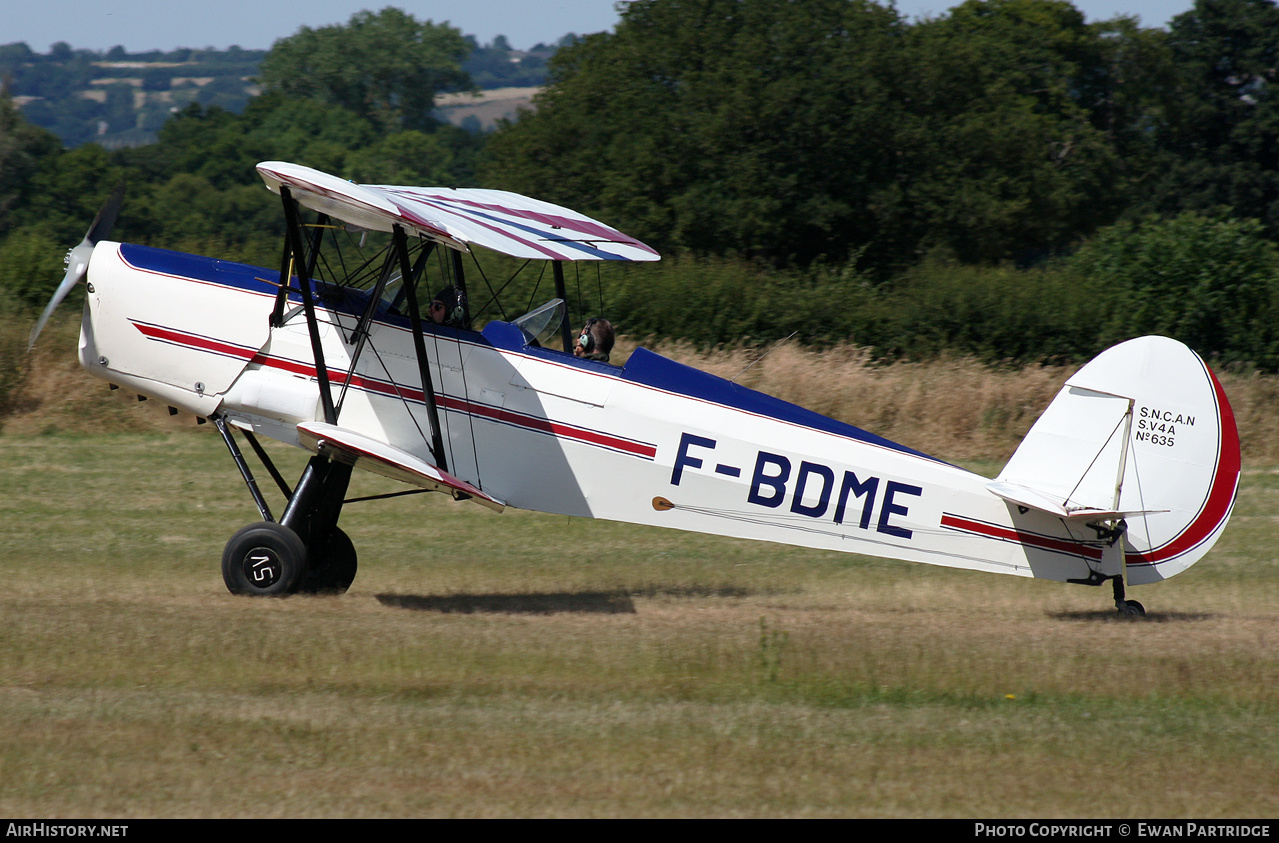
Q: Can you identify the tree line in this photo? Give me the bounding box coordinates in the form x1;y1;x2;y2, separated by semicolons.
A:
1;1;1277;368
1;16;563;149
0;42;269;148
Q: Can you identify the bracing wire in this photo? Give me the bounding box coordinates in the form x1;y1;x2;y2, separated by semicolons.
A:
467;250;514;322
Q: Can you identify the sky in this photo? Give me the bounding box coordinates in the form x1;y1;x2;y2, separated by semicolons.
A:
5;0;1197;54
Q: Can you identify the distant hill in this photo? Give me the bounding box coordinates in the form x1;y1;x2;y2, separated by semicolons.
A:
0;35;566;148
0;42;267;147
434;87;541;132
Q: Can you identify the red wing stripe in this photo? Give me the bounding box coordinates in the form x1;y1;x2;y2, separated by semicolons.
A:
389;193;565;260
408;191;649;247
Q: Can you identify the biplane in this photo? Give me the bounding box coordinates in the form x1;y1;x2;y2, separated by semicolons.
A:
28;161;1240;615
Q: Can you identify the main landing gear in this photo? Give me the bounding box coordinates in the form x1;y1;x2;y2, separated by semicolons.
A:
214;416;358;597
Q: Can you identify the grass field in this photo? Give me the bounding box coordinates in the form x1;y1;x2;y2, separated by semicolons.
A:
0;426;1276;818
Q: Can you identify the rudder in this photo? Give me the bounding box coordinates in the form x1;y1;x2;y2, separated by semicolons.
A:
992;336;1239;584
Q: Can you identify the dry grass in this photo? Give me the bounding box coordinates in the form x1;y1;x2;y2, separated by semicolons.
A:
617;335;1279;463
13;317;1279;463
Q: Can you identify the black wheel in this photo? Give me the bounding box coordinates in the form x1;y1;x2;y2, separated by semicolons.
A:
1118;599;1146;618
298;527;358;595
222;522;308;597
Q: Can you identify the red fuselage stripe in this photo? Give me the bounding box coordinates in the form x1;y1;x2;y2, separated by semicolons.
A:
131;321;656;459
940;513;1104;561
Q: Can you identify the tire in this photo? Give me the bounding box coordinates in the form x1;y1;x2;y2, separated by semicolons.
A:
298;527;358;595
222;522;308;597
1120;601;1151;619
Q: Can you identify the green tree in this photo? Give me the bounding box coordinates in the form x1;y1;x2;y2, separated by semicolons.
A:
877;0;1125;264
240;91;379;176
484;0;1138;270
1145;0;1279;237
483;0;906;268
11;143;125;244
0;90;62;235
0;227;69;306
149;103;262;190
346;125;482;186
1084;15;1178;190
1069;212;1279;365
258;8;473;133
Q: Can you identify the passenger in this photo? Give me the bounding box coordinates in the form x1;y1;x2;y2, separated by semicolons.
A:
429;285;467;328
574;317;615;363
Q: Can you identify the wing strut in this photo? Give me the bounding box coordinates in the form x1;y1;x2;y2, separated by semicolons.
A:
211;414;275;523
450;249;473;330
280;187;337;425
551;261;574;353
269;212;329;329
394;225;449;472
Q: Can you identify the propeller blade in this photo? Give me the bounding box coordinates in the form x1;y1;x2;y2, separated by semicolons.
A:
28;241;90;351
87;180;126;245
26;181;126;351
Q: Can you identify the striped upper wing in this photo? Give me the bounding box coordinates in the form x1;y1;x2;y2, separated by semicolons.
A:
257;161;659;262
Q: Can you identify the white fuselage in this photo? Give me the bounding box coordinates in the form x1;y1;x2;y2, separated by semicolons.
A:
79;241;1234;587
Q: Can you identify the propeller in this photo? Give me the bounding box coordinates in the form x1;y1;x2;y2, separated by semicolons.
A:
27;181;126;351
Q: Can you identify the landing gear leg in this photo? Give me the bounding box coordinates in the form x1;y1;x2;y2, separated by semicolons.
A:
282;456;358;594
1088;517;1145;618
215;417;359;597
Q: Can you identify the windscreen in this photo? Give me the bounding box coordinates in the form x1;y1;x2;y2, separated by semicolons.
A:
511;298;565;348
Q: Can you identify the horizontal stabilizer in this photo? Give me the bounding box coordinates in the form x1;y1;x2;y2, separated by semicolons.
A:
297;422;504;512
985;480;1162;520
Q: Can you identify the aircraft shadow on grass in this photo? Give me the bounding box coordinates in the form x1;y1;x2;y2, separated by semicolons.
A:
1048;609;1217;623
375;585;760;614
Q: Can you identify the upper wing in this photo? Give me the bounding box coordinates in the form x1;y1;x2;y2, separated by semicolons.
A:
256;161;659;262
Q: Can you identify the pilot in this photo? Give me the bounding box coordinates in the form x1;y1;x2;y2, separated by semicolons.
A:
429;285;467;328
574;317;615;363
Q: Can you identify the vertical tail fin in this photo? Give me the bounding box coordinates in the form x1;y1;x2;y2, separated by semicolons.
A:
990;336;1240;584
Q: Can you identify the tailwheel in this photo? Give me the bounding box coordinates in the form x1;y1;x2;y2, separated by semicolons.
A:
222;522;308;597
298;527;358;595
1117;599;1146;618
1111;576;1147;618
